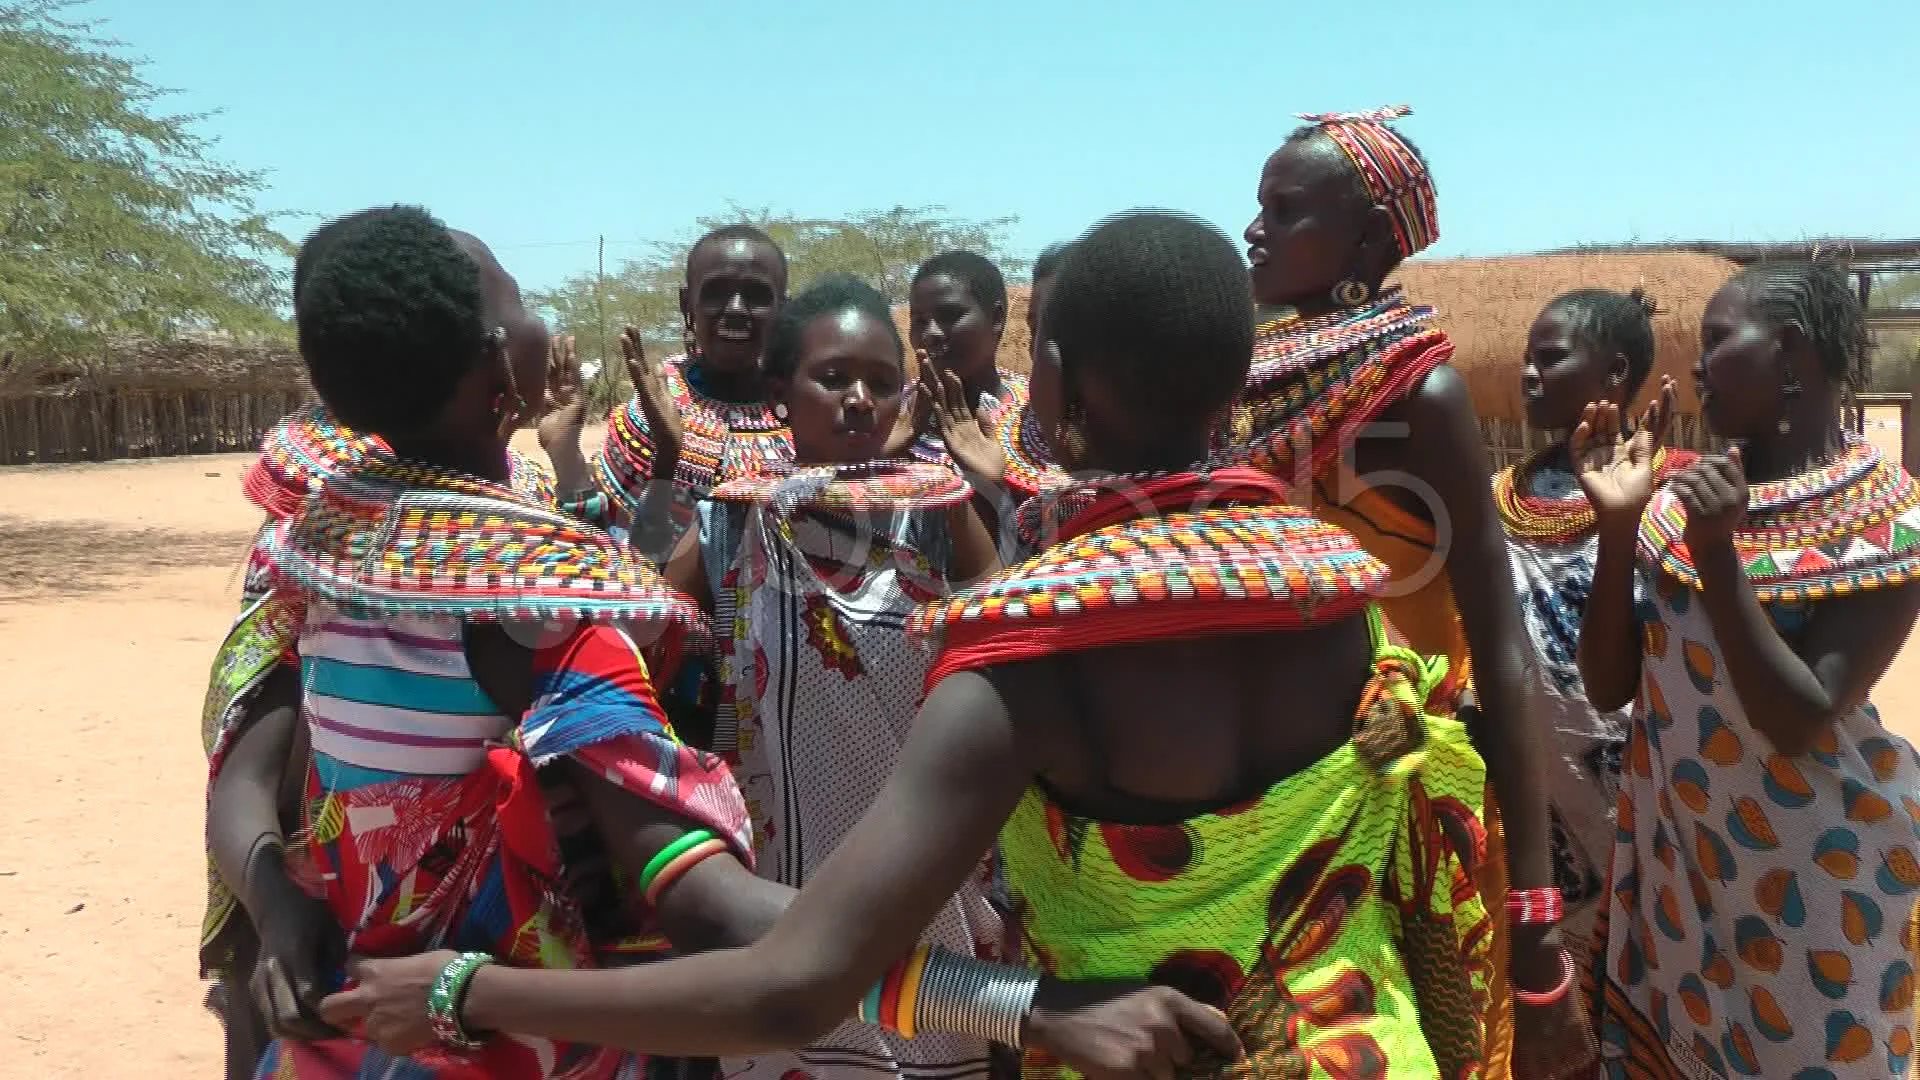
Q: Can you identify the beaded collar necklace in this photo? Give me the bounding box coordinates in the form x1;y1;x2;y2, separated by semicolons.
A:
1494;445;1693;546
1639;439;1920;602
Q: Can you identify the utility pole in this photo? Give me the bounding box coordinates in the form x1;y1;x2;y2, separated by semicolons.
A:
595;234;608;395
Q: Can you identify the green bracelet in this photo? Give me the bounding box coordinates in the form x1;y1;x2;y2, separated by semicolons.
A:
426;952;493;1052
638;829;716;896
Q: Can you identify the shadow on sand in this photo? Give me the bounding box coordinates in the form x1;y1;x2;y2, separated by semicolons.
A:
0;514;254;602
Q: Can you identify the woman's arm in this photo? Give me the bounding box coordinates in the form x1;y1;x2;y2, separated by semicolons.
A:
208;665;302;916
1692;537;1919;757
561;759;791;952
947;501;1001;586
339;669;1035;1053
661;524;713;615
1577;517;1646;713
1390;368;1552;899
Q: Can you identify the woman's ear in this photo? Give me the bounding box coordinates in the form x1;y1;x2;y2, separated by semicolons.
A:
989;299;1007;339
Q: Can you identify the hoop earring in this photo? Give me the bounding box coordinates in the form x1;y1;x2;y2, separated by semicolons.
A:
1333;279;1371;307
773;402;789;421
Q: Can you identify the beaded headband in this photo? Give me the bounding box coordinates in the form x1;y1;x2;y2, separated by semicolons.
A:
1296;105;1438;259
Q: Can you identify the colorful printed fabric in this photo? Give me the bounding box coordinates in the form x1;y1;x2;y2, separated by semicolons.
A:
1002;624;1493;1079
592;354;793;547
701;461;1001;1080
1293;106;1438;260
258;455;704;633
925;471;1494;1077
263;617;750;1080
200;594;304;976
1219;290;1450;493
243;403;554;520
1595;450;1920;1079
1639;438;1920;602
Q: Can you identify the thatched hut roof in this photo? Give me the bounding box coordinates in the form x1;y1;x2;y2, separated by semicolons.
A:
1391;252;1742;424
892;287;1035;377
0;331;306;399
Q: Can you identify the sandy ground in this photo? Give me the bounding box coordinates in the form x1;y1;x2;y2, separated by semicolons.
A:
1;420;1915;1076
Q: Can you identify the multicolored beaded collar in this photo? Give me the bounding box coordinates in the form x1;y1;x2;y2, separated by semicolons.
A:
1494;446;1696;546
594;354;793;516
1219;289;1450;487
710;459;971;515
243;404;554;519
998;401;1068;501
260;454;703;629
913;469;1389;685
1638;439;1920;602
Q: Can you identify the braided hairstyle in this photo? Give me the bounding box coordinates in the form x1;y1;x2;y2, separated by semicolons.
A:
1543;287;1661;398
764;273;903;381
1731;262;1872;395
1048;211;1252;446
912;250;1008;316
295;206;489;436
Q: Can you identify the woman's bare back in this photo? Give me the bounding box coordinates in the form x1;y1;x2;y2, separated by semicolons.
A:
989;620;1375;824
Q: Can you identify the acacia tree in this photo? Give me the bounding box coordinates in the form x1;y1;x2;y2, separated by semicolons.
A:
528;205;1022;411
0;1;289;361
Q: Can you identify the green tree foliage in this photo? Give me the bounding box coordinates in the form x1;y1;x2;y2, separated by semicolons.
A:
527;205;1021;412
0;1;289;361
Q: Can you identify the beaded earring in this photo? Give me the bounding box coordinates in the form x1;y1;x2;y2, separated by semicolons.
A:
1333;279;1371;307
773;402;789;421
682;311;700;360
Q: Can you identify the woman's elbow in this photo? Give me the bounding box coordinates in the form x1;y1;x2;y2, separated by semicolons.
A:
751;976;853;1049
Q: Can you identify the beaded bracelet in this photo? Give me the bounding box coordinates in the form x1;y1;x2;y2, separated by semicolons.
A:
427;952;493;1051
1511;946;1577;1008
856;946;1040;1049
1506;887;1564;926
642;837;729;907
638;829;715;897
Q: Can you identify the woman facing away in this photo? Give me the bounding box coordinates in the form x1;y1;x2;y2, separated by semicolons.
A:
1228;104;1573;1075
326;212;1528;1079
206;205;813;1079
1492;288;1696;966
644;272;1008;1079
201;214;565;1080
1575;262;1920;1078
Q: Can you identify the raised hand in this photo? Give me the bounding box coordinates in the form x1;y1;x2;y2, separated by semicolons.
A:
928;367;1006;484
536;334;588;452
882;352;936;458
1572;376;1675;523
1674;445;1749;552
622;327;684;461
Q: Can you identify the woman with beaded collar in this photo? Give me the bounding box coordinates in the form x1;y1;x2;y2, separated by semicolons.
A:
1492;287;1698;980
1576;263;1920;1078
323;213;1523;1080
1227;105;1583;1077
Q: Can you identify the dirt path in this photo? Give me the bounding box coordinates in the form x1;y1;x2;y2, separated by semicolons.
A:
1;423;1915;1077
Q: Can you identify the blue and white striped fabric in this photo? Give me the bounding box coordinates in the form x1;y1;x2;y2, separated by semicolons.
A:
299;607;511;780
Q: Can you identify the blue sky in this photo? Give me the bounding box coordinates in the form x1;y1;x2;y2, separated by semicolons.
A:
85;0;1919;293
